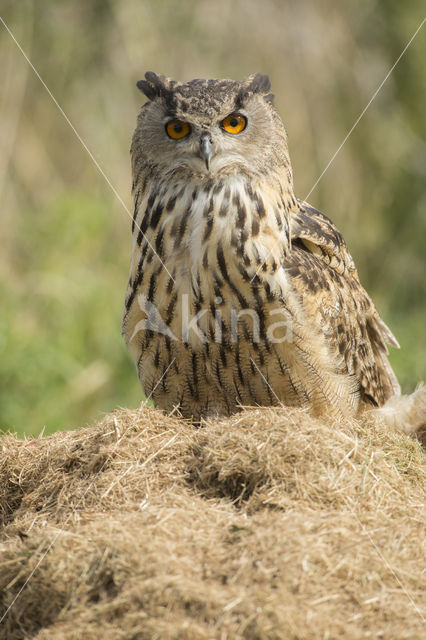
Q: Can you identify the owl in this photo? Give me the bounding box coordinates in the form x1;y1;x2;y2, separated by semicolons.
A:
122;72;400;421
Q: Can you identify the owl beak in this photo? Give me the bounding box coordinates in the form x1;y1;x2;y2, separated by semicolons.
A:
199;134;213;170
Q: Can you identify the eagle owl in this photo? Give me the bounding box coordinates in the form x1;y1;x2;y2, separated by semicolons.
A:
122;72;400;421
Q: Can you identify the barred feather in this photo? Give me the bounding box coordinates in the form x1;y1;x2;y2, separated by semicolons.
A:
123;74;401;420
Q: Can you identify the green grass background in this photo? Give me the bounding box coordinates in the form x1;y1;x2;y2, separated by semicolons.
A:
1;0;425;436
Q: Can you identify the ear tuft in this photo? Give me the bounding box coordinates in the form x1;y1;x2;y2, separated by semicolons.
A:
136;72;168;100
248;73;271;94
136;80;157;100
236;74;274;108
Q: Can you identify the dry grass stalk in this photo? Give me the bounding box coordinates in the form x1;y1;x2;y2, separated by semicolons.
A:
0;406;425;639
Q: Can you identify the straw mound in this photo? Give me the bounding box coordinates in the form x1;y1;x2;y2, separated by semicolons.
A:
0;406;424;640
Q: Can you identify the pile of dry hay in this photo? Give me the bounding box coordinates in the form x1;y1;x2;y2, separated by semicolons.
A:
0;406;424;639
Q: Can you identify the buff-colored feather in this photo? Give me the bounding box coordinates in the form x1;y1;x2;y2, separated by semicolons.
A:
123;73;415;424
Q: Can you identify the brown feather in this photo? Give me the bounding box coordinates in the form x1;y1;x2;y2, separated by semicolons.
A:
289;202;400;405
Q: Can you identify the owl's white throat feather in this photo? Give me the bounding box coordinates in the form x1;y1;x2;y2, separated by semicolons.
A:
134;171;293;279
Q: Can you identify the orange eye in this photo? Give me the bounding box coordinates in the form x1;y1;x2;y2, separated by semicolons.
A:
221;113;247;134
166;120;191;139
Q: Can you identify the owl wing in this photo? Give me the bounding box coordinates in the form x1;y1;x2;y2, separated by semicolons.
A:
287;201;400;406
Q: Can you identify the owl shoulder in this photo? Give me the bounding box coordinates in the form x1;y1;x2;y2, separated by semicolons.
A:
291;201;358;279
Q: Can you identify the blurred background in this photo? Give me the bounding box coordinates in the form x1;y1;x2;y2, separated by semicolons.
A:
1;0;425;437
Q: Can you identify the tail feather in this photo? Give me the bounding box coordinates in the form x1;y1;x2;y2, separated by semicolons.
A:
373;384;426;434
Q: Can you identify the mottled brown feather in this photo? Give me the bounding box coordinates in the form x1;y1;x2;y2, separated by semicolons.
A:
123;73;400;420
290;202;400;405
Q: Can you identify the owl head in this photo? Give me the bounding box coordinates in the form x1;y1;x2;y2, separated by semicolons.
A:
131;72;292;185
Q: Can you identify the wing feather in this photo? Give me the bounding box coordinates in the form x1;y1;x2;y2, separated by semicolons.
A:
287;202;400;405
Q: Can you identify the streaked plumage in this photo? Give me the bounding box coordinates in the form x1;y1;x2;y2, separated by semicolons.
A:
123;72;400;420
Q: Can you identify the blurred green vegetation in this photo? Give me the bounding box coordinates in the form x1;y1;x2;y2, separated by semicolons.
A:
1;0;425;436
0;192;142;435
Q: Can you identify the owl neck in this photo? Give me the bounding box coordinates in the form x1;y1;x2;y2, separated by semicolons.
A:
132;169;296;271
